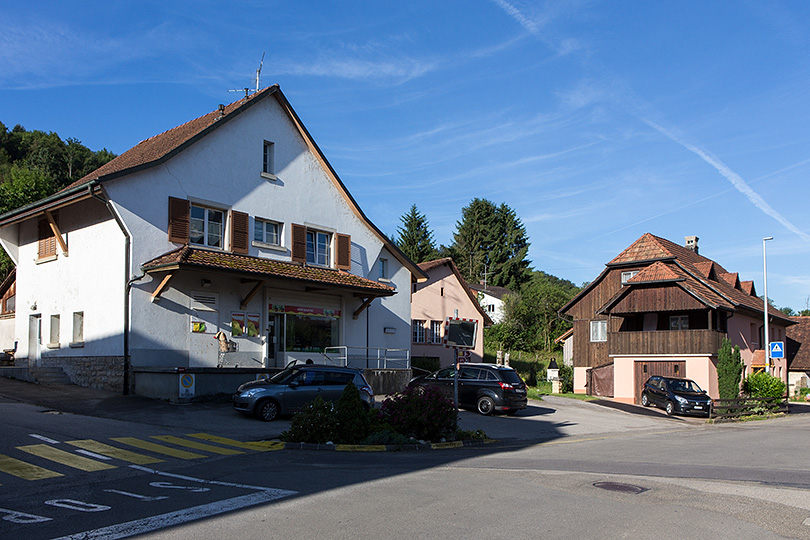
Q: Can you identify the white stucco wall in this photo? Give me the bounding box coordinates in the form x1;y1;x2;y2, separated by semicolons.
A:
11;198;126;365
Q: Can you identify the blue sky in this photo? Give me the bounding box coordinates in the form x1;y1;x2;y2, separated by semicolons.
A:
2;1;809;311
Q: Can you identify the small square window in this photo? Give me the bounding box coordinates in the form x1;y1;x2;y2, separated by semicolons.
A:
254;219;280;246
621;270;638;284
590;320;607;342
263;141;275;175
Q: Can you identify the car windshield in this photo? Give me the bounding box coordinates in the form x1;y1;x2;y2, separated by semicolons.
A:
668;379;702;393
267;367;299;384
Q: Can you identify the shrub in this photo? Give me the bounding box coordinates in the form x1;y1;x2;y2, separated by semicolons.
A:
558;364;573;393
359;429;413;446
742;371;787;399
717;338;743;400
280;397;337;444
335;383;375;443
379;386;457;442
535;380;552;394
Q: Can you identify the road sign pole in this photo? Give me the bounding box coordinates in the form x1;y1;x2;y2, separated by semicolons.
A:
453;348;459;413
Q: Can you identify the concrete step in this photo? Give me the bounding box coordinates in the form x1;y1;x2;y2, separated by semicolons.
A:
31;367;73;385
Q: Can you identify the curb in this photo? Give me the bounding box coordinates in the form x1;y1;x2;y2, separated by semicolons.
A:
263;438;498;452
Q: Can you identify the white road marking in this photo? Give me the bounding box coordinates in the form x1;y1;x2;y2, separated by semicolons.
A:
29;434;60;444
74;450;112;460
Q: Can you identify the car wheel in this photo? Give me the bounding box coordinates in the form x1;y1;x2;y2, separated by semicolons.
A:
665;401;675;416
641;393;650;407
476;396;495;416
257;399;279;422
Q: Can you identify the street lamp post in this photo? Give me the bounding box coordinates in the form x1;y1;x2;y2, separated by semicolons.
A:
763;236;773;374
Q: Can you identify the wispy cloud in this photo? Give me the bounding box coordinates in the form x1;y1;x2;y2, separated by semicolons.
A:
490;0;587;56
277;56;438;84
642;118;810;242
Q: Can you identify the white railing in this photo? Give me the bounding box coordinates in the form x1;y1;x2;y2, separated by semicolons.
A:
323;346;410;370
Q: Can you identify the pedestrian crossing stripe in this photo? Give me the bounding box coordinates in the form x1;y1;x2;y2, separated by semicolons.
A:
110;438;207;459
0;453;63;480
17;444;117;472
67;440;165;465
185;433;284;451
150;435;244;455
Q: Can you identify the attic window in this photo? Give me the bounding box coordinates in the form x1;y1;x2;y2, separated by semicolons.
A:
262;141;276;179
621;271;638;284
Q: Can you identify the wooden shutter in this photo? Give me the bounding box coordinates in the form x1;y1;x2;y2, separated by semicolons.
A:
230;210;249;254
38;219;56;259
168;197;190;243
291;223;307;263
336;233;351;270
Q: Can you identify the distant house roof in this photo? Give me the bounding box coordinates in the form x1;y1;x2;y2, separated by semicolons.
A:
142;246;395;297
417;258;493;327
562;232;793;325
466;282;513;300
787;316;810;371
554;327;573;344
0;85;426;282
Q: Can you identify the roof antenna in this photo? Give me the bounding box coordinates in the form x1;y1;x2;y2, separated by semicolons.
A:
228;52;265;99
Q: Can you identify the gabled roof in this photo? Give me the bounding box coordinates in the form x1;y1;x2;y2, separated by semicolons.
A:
554;327;573;344
0;85;426;282
562;232;793;325
142;246;395;296
466;282;513;300
787;317;810;371
417;258;493;327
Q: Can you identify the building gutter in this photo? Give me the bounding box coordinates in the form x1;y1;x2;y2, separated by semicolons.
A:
88;182;143;395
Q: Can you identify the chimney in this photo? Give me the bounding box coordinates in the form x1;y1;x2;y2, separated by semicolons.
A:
217;104;226;119
684;235;699;254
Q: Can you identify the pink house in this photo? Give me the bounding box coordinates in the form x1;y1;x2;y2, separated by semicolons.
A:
411;258;492;367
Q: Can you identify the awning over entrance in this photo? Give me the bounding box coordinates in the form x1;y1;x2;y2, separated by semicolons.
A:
141;245;395;318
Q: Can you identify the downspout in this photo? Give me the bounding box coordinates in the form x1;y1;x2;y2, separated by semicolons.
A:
89;182;143;395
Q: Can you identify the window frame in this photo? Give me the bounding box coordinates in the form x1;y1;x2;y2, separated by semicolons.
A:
669;315;689;330
590;320;607;342
412;319;426;344
379;258;388;280
306;229;332;267
262;140;277;180
621;270;639;284
429;320;443;344
253;218;282;247
48;314;60;348
71;311;84;347
189;204;225;249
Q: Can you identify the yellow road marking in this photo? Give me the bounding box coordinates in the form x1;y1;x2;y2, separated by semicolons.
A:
0;453;63;480
17;444;116;472
431;441;464;449
110;438;206;459
66;440;165;465
336;444;386;452
185;433;281;451
150;435;244;455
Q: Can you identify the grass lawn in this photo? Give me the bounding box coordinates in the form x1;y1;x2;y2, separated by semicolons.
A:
527;387;598;401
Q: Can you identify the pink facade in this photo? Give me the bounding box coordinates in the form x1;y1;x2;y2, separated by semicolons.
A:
411;259;491;368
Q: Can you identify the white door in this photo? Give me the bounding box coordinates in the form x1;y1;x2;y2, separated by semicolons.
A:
28;314;41;367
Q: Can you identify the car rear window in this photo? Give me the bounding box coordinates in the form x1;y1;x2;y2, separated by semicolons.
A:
498;369;523;384
326;371;354;385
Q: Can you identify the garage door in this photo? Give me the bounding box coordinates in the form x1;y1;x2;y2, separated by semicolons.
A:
634;361;685;404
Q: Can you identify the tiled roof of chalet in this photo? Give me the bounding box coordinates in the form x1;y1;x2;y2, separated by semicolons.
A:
417;258;453;272
610;233;728;273
740;280;756;296
554;327;573;344
693;261;715;278
466;282;513;299
64;86;280;190
719;272;739;287
787;317;810;370
627;261;683;283
142;246;395;295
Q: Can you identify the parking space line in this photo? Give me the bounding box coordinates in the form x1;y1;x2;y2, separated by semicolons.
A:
111;438;206;459
150;435;245;455
0;453;64;480
17;444;116;472
185;433;281;451
66;440;166;465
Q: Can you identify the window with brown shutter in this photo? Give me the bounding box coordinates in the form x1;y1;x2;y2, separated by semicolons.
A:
291;223;307;263
230;210;249;254
38;219;57;260
336;233;351;270
168;197;190;243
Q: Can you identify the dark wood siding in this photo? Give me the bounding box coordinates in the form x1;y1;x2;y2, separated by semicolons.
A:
610;284;705;314
634;360;686;404
609;329;725;356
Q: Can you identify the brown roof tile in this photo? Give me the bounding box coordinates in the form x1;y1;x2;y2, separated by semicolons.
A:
628;261;682;283
142;246;395;295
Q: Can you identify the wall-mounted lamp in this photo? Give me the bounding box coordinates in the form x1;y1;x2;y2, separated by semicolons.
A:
30;302;37;311
201;279;212;288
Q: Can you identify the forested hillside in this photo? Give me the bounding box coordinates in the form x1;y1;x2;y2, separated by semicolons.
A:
0;122;117;279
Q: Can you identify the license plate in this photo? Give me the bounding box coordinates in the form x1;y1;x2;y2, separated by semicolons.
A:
693;405;703;410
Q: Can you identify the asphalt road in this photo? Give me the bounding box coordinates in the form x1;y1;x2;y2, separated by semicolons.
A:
1;378;809;539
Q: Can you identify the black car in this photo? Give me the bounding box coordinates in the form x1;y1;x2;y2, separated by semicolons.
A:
407;363;527;416
233;365;374;421
640;376;712;416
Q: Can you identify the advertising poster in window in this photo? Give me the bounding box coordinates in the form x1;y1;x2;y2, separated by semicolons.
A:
230;312;246;336
246;312;260;337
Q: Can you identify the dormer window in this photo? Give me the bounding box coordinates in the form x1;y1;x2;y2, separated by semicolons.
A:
621;270;638;284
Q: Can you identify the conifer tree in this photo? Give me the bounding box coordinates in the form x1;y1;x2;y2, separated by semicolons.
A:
395;204;437;263
717;338;743;400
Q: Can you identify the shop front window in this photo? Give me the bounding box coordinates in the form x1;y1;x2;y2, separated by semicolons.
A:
283;314;339;352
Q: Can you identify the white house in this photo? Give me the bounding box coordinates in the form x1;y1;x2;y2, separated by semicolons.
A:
466;282;511;324
0;85;426;399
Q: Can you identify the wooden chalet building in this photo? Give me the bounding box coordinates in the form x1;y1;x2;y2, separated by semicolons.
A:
560;233;794;404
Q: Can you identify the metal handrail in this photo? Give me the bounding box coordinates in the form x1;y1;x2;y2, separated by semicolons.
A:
323;346;410;370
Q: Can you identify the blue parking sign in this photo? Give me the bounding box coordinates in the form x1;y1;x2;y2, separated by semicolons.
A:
769;341;784;359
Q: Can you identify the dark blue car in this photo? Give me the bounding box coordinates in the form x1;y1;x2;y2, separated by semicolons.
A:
641;376;712;416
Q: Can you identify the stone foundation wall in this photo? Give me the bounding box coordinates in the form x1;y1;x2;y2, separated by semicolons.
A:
41;356;125;393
